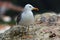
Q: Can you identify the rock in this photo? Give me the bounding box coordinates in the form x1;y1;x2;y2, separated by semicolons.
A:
0;25;27;40
0;23;60;40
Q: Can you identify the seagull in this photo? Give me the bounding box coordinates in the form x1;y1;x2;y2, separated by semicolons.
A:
16;4;39;38
16;4;39;26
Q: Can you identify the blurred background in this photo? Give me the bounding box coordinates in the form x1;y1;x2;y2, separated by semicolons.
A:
0;0;60;24
0;0;60;39
6;0;60;17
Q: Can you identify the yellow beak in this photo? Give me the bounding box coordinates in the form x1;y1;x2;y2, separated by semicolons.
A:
32;8;39;11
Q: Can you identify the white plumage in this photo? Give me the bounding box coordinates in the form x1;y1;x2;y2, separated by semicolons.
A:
16;4;38;26
19;9;34;25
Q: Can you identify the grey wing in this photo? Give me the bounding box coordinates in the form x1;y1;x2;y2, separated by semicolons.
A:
16;13;21;25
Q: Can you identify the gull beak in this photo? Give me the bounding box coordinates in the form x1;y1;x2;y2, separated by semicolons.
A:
32;8;39;11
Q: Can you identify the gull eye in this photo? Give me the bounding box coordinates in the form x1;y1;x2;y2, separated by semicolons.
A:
29;6;31;8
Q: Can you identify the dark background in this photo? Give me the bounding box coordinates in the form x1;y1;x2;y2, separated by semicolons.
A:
6;0;60;18
16;0;60;12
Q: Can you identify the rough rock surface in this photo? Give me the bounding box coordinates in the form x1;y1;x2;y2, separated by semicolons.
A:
0;25;27;40
0;24;60;40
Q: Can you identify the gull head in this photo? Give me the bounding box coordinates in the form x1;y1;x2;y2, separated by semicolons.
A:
24;4;39;11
